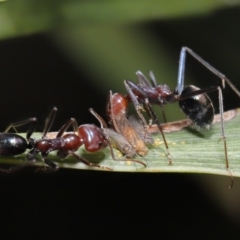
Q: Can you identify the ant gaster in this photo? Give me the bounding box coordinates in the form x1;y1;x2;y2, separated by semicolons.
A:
124;47;234;188
0;117;37;172
0;118;37;157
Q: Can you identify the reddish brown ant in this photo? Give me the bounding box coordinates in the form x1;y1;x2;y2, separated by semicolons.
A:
123;47;235;187
27;107;114;171
0;107;113;172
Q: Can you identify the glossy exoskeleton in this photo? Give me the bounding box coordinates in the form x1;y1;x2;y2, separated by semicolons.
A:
25;107;112;171
124;47;234;187
27;107;146;171
0;117;37;172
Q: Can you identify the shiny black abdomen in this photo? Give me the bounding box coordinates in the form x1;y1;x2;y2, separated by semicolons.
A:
0;133;28;156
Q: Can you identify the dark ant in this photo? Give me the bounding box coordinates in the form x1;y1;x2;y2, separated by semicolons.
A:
0;107;146;172
0;107;112;172
106;90;153;157
26;107;113;171
89;108;147;167
123;47;234;187
0;117;37;158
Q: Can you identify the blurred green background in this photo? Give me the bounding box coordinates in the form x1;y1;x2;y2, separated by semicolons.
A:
1;0;240;238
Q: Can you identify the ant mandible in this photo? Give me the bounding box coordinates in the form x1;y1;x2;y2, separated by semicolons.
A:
124;47;234;187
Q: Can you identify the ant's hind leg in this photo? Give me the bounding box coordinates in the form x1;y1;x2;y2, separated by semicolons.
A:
4;118;37;137
0;157;37;173
69;151;112;171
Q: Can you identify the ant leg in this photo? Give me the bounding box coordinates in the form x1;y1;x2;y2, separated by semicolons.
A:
180;85;233;187
177;46;240;97
124;80;148;126
148;71;168;122
56;118;78;138
4;117;37;133
0;161;36;173
144;101;172;165
68;151;112;171
0;150;38;173
42;107;58;138
148;70;158;87
34;152;59;173
89;108;108;128
104;136;147;168
217;87;233;188
136;71;152;87
124;80;172;165
179;86;218;100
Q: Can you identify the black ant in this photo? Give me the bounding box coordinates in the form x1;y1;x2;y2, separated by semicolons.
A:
89;108;147;167
123;47;234;187
0;117;37;172
0;107;112;172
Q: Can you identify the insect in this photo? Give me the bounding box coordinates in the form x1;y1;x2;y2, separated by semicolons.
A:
0;108;112;172
26;107;114;171
89;108;147;167
106;90;153;157
123;47;234;187
0;117;37;172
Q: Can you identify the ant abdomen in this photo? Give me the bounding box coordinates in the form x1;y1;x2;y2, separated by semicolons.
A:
0;133;29;156
78;124;108;152
179;85;214;129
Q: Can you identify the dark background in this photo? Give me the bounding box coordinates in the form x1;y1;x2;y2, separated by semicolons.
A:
1;5;240;239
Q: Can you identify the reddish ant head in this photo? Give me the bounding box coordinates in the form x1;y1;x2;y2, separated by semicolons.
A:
78;124;108;152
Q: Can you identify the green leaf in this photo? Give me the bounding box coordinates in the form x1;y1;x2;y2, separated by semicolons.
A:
0;109;239;182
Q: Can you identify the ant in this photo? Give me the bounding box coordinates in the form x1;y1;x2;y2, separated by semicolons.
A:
89;108;147;167
0;107;112;172
30;107;147;171
123;47;235;187
0;117;37;172
26;107;113;171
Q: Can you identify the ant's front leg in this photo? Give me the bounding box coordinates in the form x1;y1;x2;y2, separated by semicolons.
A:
124;80;149;127
35;152;59;173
